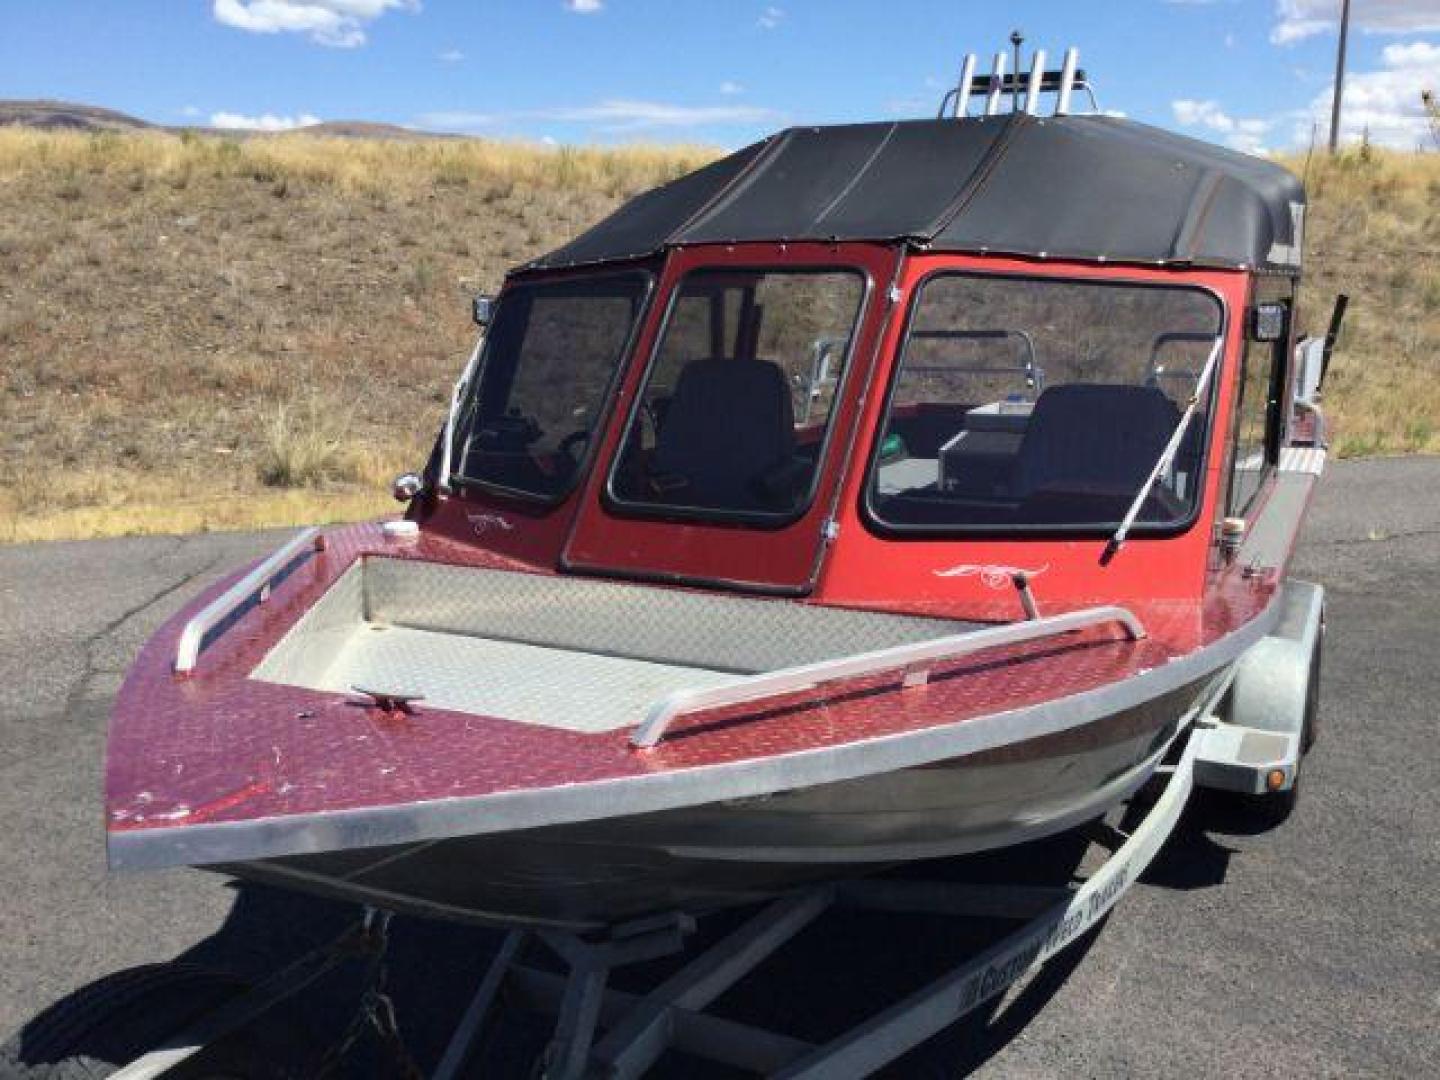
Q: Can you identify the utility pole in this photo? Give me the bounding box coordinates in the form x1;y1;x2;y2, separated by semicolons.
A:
1328;0;1352;153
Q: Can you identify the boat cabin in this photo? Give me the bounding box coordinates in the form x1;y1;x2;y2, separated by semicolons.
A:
409;68;1312;627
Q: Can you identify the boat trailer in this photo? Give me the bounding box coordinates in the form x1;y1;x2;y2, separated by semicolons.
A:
94;575;1322;1080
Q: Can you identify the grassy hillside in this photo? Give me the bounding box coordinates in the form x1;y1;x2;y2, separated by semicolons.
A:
0;129;1436;542
1293;148;1440;456
0;130;711;541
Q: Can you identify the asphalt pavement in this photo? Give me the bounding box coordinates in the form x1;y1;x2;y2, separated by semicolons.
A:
1;457;1436;1077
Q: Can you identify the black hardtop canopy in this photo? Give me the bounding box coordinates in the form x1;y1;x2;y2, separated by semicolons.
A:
526;113;1305;275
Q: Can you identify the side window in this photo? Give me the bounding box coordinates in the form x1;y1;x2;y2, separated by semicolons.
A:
1227;294;1290;516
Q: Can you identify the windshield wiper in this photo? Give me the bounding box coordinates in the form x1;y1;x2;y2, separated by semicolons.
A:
1101;334;1224;566
438;332;486;494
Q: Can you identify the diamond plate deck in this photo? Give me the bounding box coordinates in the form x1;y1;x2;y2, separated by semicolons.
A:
253;556;975;733
267;624;745;734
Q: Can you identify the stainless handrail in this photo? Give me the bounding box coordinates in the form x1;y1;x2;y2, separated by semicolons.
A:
174;526;322;675
630;605;1146;749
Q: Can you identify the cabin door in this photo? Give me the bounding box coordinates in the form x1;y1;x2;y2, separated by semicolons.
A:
561;243;899;594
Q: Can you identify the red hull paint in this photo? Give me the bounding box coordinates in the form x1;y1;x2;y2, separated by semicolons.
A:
105;521;1280;842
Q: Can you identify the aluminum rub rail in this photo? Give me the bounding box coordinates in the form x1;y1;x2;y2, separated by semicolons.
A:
631;605;1147;749
174;526;322;675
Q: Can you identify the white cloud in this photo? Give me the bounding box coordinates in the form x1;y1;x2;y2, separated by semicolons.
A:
1272;0;1440;45
1172;98;1274;153
180;105;202;118
212;0;417;48
1173;37;1439;152
719;80;744;95
210;110;322;131
415;99;777;135
1384;37;1440;65
1300;37;1440;146
564;0;603;12
539;99;777;132
414;110;498;131
757;5;784;29
437;47;464;62
1172;98;1236;131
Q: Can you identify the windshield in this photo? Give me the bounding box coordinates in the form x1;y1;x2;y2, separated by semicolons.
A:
867;273;1222;533
450;273;649;501
608;268;866;522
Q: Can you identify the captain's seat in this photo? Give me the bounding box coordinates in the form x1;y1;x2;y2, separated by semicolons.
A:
650;358;798;512
1009;384;1181;513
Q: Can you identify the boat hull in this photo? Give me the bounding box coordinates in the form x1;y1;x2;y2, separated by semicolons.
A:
216;681;1198;930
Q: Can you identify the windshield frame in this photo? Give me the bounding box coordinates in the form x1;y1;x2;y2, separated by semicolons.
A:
448;268;655;507
600;263;874;530
861;268;1229;540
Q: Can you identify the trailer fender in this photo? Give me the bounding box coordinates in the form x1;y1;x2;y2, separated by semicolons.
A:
1195;580;1324;795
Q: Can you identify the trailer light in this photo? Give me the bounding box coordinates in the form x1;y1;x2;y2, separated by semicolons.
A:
1266;769;1287;791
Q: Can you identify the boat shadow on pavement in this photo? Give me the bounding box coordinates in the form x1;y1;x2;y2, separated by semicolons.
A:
4;800;1249;1079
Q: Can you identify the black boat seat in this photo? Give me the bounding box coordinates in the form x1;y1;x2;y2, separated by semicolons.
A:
650;357;798;511
1010;383;1181;501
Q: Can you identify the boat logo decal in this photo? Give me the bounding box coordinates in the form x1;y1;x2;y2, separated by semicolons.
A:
466;512;515;535
933;563;1050;589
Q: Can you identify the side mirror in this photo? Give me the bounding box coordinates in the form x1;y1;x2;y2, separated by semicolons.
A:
472;294;494;328
392;472;423;503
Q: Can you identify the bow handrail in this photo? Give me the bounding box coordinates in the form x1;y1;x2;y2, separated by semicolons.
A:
174;527;322;675
630;604;1146;749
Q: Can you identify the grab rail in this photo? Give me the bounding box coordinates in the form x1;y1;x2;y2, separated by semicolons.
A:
174;527;323;675
630;605;1146;749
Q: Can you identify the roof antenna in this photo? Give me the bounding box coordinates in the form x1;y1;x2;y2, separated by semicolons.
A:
1010;30;1024;113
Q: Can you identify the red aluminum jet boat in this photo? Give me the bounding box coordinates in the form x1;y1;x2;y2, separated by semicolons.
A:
106;66;1331;934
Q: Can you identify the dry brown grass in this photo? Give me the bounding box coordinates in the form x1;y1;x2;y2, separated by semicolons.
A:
0;129;1435;543
0;128;711;542
1283;146;1440;457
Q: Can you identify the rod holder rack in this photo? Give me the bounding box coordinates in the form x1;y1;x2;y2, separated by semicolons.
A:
939;45;1097;118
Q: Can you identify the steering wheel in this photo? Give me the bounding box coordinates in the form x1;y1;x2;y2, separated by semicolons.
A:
476;413;542;452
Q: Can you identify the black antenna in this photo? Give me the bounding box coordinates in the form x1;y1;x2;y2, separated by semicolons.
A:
1010;29;1024;113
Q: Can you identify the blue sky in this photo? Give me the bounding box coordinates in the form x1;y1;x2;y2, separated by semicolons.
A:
2;1;1437;151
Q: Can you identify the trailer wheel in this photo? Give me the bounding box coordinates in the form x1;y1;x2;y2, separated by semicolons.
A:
1221;611;1323;830
0;963;279;1079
